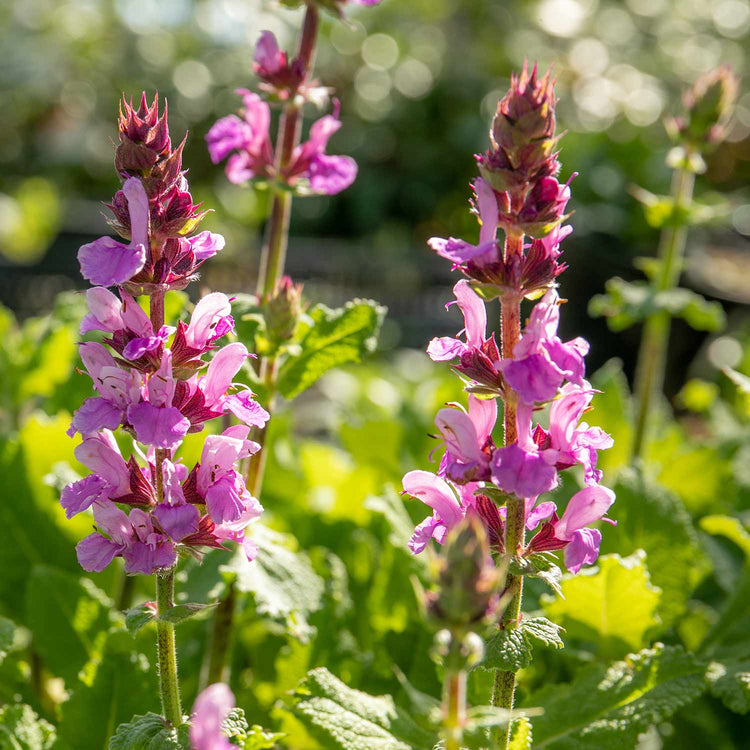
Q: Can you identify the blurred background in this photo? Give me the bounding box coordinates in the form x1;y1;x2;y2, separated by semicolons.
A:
1;0;749;395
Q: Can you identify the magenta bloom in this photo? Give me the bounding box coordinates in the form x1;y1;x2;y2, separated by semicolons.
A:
78;178;149;287
190;683;234;750
428;279;487;362
499;288;588;404
76;502;176;575
206;90;274;184
428;179;499;266
545;383;614;486
435;396;496;483
402;470;469;554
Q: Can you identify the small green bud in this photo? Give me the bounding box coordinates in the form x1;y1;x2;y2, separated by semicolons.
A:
264;275;303;344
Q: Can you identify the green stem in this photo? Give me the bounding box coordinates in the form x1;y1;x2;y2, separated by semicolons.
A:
492;230;525;749
204;579;237;685
156;567;182;726
207;5;320;687
442;667;466;750
632;162;696;459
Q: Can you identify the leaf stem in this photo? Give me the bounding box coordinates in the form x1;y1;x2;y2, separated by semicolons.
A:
492;230;525;749
204;578;237;685
632;161;696;459
442;634;467;750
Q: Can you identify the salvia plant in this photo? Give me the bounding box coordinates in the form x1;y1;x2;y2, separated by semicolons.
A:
401;63;616;748
62;91;270;729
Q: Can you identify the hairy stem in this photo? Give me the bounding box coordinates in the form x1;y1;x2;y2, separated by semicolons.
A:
209;6;320;686
149;288;182;724
256;5;319;298
632;162;696;459
204;579;237;685
443;667;466;750
156;566;182;726
492;230;525;748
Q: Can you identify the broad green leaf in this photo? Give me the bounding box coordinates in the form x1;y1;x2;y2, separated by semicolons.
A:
542;552;661;658
479;617;564;672
0;704;56;750
108;712;190;749
290;667;435;750
226;525;325;642
527;644;706;749
649;425;733;514
25;565;116;684
700;515;750;558
0;437;84;619
277;299;385;400
59;630;159;750
125;604;157;636
599;469;709;627
589;278;725;332
481;627;532;672
705;659;750;714
300;442;379;525
0;617;15;663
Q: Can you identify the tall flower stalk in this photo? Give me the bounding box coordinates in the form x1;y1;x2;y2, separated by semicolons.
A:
402;65;616;749
61;94;269;725
203;0;381;684
630;66;738;458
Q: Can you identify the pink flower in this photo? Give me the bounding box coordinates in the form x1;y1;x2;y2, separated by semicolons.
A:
78;178;149;287
402;470;468;554
428;179;499;266
499;288;588;404
284;103;358;195
206;90;274;184
76;502;176;575
190;683;234;750
435;396;496;483
427;279;487;361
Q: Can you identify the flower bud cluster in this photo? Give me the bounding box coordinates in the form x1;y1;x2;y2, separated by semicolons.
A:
666;65;739;150
62;95;269;576
430;64;575;300
404;68;616;576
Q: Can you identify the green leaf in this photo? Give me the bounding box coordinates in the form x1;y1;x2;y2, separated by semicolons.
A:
25;565;116;684
0;704;56;750
599;469;709;628
508;715;533;750
59;630;159;750
0;617;15;663
520;553;563;596
108;712;190;749
542;552;661;659
705;659;750;714
277;299;385;400
125;604;157;636
523;617;565;649
479;617;564;672
527;644;706;749
243;726;286;749
226;525;325;642
699;515;750;558
290;667;436;750
589;278;725;332
481;627;533;672
159;602;217;625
